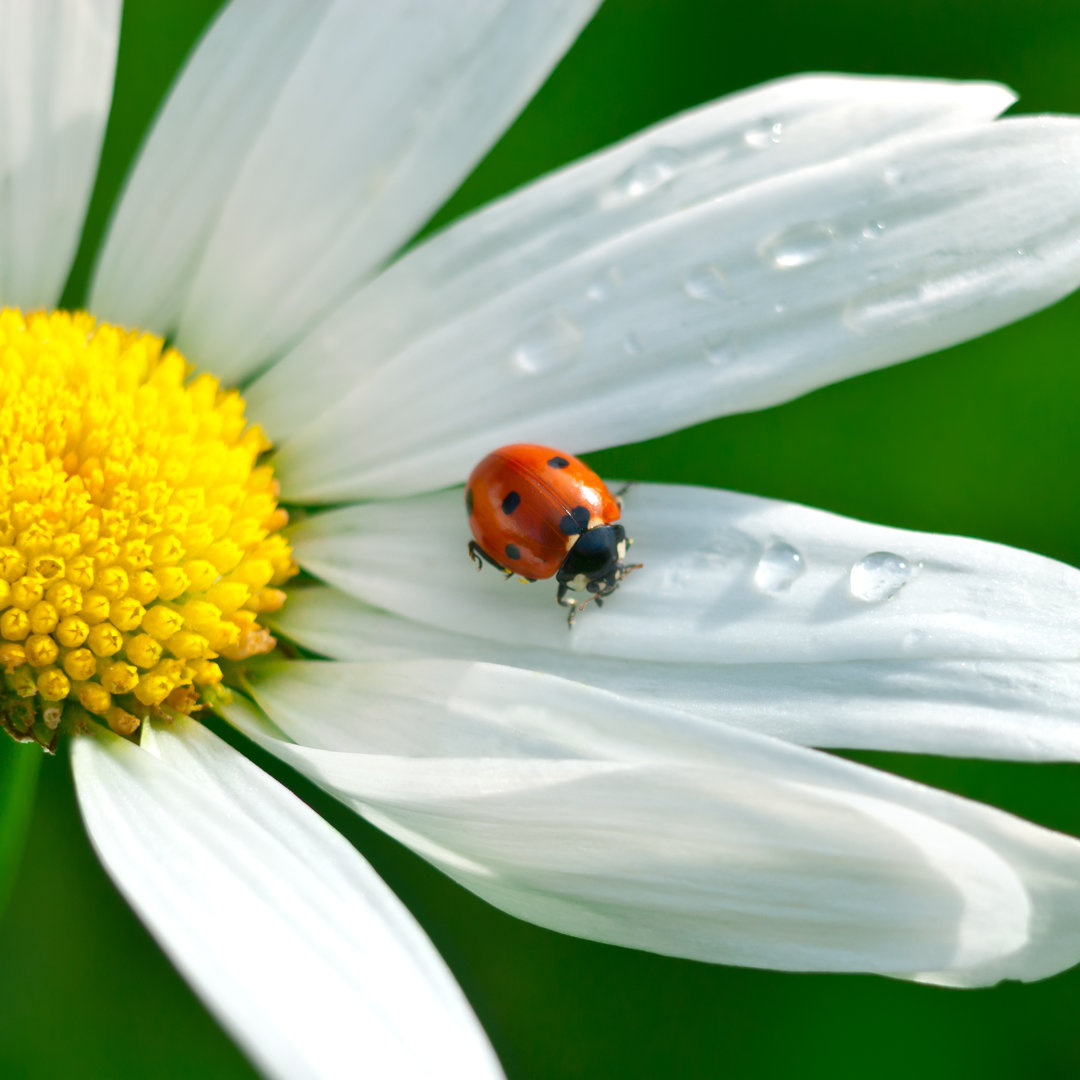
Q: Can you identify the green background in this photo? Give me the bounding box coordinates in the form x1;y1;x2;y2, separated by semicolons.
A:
3;0;1080;1076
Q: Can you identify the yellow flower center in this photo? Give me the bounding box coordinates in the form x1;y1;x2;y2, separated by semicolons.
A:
0;309;296;749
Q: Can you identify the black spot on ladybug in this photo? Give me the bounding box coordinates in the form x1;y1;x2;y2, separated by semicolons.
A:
501;490;521;515
464;487;474;516
559;505;591;535
548;456;570;469
504;543;521;561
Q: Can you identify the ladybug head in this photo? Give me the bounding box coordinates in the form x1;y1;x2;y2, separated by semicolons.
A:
557;524;631;595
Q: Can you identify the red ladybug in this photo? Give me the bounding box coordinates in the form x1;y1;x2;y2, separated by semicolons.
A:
465;444;641;625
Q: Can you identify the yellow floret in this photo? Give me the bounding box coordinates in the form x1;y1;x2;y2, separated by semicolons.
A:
0;309;296;737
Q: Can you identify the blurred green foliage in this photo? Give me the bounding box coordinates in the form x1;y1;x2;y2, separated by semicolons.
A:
4;0;1080;1077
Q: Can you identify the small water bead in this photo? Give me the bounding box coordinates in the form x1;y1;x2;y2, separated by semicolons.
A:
861;221;886;240
744;120;783;148
622;332;645;357
754;541;805;593
849;552;914;603
682;263;727;304
759;223;838;270
585;266;621;303
599;146;683;208
510;312;583;376
703;334;739;366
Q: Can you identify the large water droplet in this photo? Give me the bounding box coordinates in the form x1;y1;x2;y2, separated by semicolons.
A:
599;146;683;208
759;223;838;269
744;119;783;148
849;552;914;602
754;541;804;593
510;312;583;376
682;263;727;303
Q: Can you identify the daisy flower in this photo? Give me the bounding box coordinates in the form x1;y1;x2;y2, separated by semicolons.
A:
5;1;1080;1078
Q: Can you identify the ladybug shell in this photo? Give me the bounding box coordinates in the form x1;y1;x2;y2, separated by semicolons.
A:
466;444;621;581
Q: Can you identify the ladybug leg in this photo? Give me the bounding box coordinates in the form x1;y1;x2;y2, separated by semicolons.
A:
613;480;635;510
468;540;510;577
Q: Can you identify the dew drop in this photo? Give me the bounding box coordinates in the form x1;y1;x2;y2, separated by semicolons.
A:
849;552;914;602
883;165;903;187
754;541;805;593
585;267;620;303
510;312;583;376
861;221;886;240
599;146;683;208
682;263;727;303
622;332;645;357
744;119;783;148
703;334;739;366
759;223;838;270
773;301;787;315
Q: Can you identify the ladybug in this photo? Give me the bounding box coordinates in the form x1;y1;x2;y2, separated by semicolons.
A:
465;444;641;625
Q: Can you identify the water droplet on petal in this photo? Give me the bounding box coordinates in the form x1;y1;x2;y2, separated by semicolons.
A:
849;552;914;602
759;223;838;270
682;263;727;303
773;301;787;315
902;629;926;651
754;541;805;593
599;146;683;208
585;267;621;303
861;221;886;240
703;334;739;366
622;332;645;357
744;119;783;148
510;312;584;376
883;165;903;187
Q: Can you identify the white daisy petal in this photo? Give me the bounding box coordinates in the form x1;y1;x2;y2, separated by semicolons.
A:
89;0;600;381
289;483;1080;661
71;718;503;1080
274;587;1080;762
272;110;1080;500
0;0;119;308
253;72;1015;451
228;661;1080;987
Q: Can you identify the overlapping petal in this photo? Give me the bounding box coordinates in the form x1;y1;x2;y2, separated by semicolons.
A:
258;77;1080;501
228;661;1080;987
289;483;1080;659
274;587;1080;762
72;716;503;1080
0;0;119;308
90;0;600;381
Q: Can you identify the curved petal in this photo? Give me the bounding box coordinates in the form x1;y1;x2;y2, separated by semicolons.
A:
71;717;503;1080
90;0;600;381
0;0;119;308
288;483;1080;661
273;587;1080;762
261;86;1080;501
254;73;1014;449
227;661;1080;987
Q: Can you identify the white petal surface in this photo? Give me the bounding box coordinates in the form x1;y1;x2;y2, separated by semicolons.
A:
90;0;599;381
255;73;1015;450
289;483;1080;661
71;717;502;1080
270;104;1080;501
274;587;1080;762
0;0;119;308
228;661;1080;987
